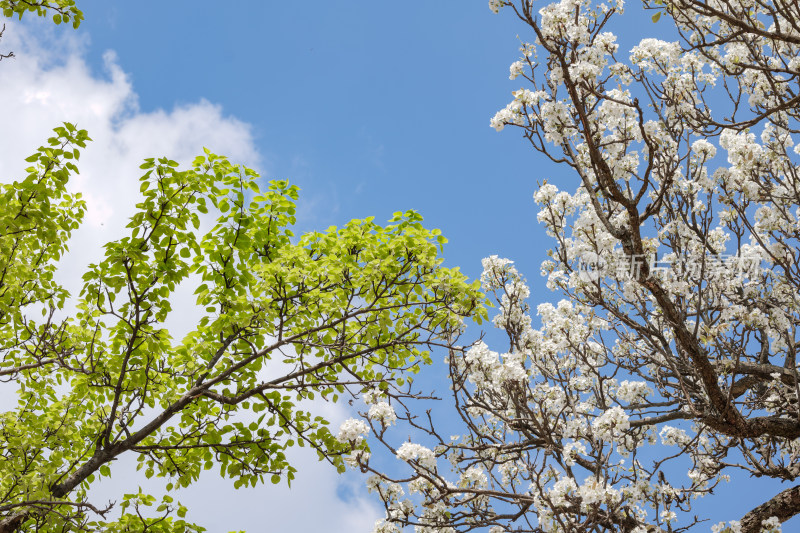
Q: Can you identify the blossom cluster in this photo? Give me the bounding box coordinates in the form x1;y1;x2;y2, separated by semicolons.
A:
336;418;369;444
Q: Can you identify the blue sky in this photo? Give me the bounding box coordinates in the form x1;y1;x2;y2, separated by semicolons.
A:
67;1;557;281
2;1;792;531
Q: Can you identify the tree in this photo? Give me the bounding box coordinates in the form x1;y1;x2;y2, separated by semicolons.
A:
0;5;484;531
0;122;482;532
351;1;800;532
0;0;82;56
0;2;83;62
0;1;82;27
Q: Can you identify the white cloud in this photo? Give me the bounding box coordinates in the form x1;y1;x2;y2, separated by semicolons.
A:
0;22;381;532
0;29;259;230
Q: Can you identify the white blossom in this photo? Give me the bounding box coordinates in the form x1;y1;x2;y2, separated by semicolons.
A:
459;466;488;488
592;406;630;441
396;442;437;470
368;402;398;426
337;418;369;444
509;60;525;80
761;517;782;533
372;520;401;533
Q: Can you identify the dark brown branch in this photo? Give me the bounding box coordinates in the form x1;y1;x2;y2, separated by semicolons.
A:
740;485;800;532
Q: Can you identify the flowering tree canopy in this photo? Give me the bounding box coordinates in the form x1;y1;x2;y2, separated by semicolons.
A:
345;1;800;532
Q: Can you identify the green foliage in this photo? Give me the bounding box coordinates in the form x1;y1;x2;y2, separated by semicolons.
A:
0;7;483;530
0;0;83;28
0;129;484;531
650;0;664;22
